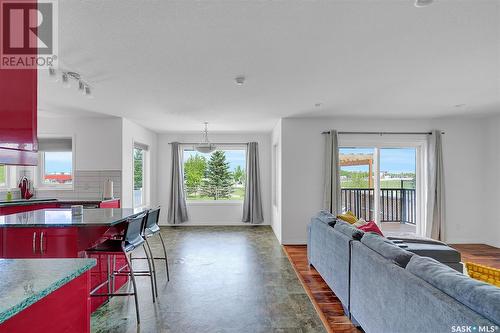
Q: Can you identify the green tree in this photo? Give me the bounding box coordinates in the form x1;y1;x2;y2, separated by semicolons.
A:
184;154;207;195
133;149;143;190
202;151;234;200
233;165;245;185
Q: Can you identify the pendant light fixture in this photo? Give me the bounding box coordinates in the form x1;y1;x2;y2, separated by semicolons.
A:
195;122;216;153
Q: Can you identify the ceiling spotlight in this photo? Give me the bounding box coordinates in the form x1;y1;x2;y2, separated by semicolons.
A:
315;103;322;108
84;86;93;98
414;0;434;7
78;80;86;94
235;76;245;86
48;67;59;82
61;72;71;88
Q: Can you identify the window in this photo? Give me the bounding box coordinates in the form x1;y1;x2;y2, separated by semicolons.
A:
37;138;73;188
183;147;246;201
40;152;73;186
133;143;148;208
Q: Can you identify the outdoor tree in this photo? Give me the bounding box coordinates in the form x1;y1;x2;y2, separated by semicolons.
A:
184;154;207;195
133;148;143;190
233;165;245;185
202;151;234;199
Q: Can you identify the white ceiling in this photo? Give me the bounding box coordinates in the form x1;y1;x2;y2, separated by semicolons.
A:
38;0;500;132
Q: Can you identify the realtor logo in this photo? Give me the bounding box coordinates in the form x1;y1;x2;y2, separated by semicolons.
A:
0;0;58;69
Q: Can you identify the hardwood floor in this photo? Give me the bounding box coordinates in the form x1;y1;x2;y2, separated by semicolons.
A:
450;244;500;269
283;243;500;333
283;245;361;333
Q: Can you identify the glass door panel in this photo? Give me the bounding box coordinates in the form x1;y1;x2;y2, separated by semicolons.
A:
339;147;375;221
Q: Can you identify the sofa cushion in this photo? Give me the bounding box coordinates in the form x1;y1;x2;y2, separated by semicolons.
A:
407;255;500;325
314;210;336;224
403;242;461;263
360;233;414;268
333;220;364;240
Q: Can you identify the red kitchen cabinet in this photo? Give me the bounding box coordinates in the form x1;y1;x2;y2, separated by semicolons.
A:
1;227;78;258
99;199;120;208
0;0;38;166
2;228;41;258
0;270;92;333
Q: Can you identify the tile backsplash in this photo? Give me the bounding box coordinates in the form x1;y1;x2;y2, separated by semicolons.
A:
0;169;122;201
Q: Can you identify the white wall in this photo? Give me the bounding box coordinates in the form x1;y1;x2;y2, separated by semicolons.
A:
157;132;271;226
484;115;500;248
278;116;491;245
38;116;122;171
121;118;159;209
271;120;282;243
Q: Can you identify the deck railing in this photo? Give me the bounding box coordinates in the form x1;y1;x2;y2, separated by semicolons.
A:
341;188;416;224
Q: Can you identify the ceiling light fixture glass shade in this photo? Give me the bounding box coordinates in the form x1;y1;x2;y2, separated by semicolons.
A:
61;72;71;88
84;86;93;98
414;0;433;7
195;122;216;153
78;80;86;94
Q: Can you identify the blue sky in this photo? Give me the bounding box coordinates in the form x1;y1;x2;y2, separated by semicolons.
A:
44;152;72;173
339;148;416;173
184;149;246;171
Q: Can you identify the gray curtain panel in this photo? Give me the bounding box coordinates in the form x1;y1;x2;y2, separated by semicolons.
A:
323;130;341;214
242;142;264;224
167;142;188;224
426;130;445;240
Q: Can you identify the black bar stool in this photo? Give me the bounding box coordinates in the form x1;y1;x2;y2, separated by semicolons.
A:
131;207;169;297
86;212;156;325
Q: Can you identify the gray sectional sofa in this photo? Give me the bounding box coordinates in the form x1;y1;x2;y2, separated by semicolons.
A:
307;212;500;333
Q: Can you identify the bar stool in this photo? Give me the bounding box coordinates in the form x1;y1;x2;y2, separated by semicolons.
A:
87;212;156;325
132;207;169;298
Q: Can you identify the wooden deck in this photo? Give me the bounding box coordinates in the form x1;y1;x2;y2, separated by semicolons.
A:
284;243;500;333
283;245;361;333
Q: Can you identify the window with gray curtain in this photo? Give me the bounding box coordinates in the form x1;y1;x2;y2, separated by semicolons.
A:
168;142;188;224
242;142;263;223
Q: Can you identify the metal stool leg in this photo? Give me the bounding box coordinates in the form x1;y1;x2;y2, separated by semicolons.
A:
124;251;140;325
145;238;158;297
158;232;170;281
142;244;156;303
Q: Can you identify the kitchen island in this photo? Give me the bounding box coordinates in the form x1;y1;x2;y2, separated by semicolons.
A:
0;208;145;312
0;258;96;333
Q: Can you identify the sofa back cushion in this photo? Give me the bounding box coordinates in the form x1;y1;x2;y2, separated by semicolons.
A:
407;255;500;325
360;232;414;268
313;210;337;225
333;220;364;240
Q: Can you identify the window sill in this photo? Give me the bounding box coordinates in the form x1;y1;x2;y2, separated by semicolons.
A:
187;201;243;206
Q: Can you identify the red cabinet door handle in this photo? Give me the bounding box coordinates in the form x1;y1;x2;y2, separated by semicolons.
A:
32;232;37;254
40;232;44;255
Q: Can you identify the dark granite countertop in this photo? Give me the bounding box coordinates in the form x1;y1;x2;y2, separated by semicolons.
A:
0;198;120;208
0;208;145;227
0;258;96;324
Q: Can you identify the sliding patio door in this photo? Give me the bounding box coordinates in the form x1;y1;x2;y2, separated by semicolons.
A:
339;138;425;235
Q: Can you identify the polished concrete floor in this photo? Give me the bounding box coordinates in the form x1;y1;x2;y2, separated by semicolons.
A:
91;226;325;333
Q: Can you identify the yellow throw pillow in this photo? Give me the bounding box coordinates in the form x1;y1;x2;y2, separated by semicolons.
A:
337;211;358;224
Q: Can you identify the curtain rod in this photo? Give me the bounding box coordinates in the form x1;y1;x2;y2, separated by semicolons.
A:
168;142;248;145
321;131;445;135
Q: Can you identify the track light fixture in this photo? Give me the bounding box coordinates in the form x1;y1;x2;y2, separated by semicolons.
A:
48;67;93;98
